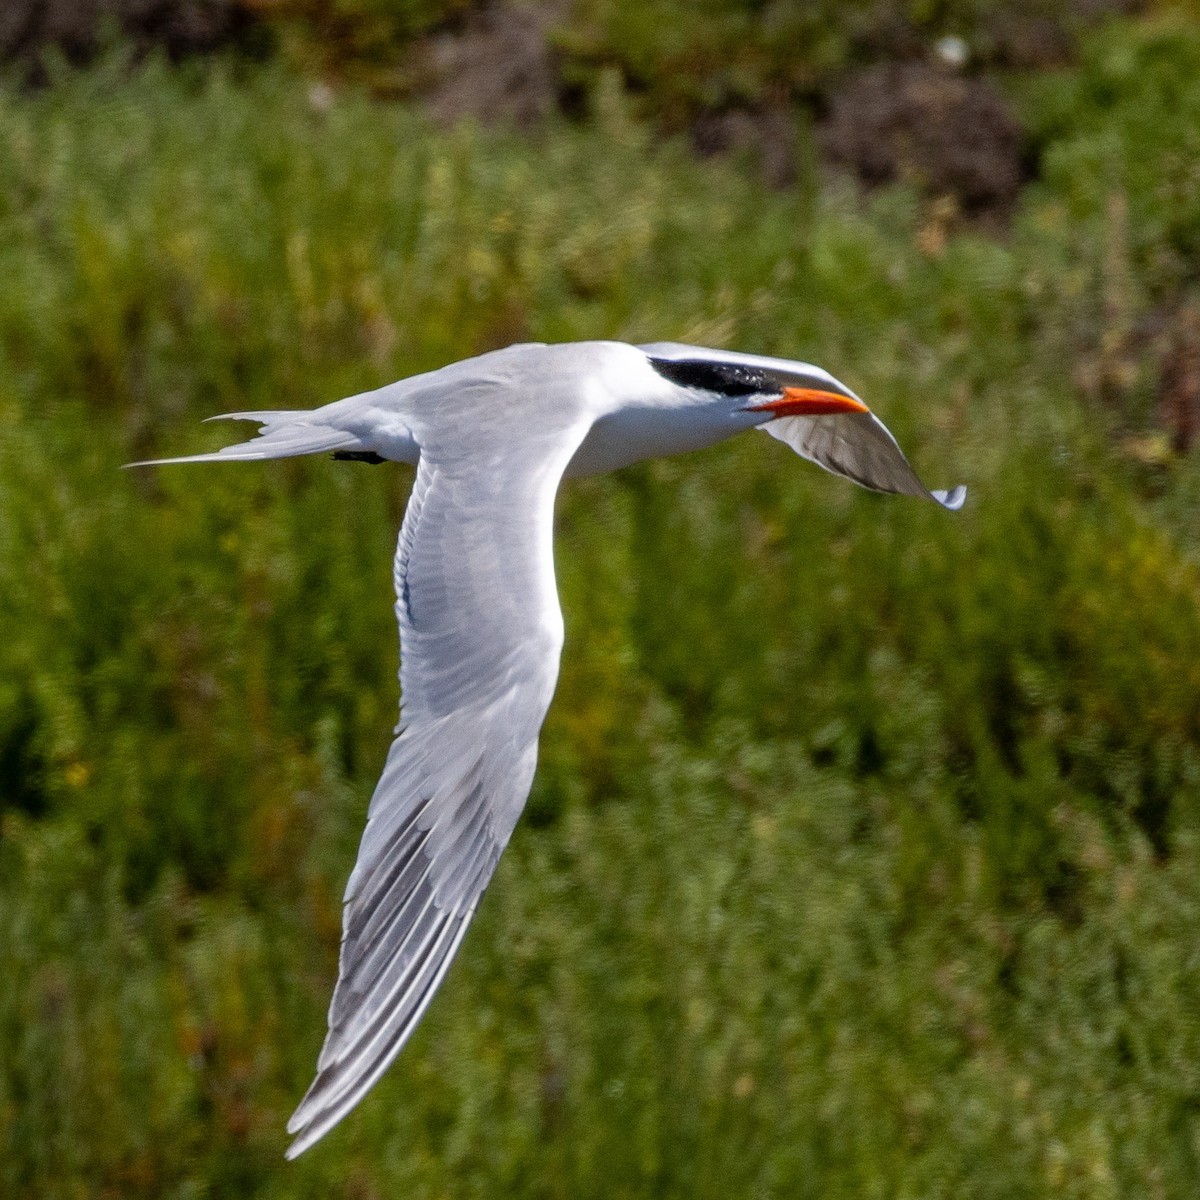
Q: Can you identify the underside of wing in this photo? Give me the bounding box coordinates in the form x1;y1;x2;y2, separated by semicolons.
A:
284;705;535;1157
286;424;587;1157
762;410;965;509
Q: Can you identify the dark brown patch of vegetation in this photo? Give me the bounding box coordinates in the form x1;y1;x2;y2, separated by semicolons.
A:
819;61;1025;213
0;0;253;71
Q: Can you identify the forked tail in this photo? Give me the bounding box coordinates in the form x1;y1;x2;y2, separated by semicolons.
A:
124;413;369;467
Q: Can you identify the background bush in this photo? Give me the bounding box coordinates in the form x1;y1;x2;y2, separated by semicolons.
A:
1;0;1138;111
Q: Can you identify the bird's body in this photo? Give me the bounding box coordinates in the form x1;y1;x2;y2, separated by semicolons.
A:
131;339;963;1157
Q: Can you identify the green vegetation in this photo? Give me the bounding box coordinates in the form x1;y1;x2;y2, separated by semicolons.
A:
256;0;1119;114
556;0;1099;118
3;17;1200;1198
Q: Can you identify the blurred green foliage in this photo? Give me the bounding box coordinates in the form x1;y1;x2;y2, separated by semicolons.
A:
1024;16;1200;297
557;0;1097;118
250;0;1124;116
259;0;475;75
2;14;1200;1198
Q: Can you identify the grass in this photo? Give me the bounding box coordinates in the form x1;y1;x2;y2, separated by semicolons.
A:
2;20;1200;1197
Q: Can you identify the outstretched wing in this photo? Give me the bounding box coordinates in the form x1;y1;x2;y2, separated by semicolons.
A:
762;411;965;510
286;425;586;1157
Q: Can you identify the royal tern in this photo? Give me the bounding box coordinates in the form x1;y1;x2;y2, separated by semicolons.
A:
130;339;964;1156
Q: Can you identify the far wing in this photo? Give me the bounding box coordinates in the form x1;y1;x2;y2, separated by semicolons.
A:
286;424;585;1157
762;411;965;509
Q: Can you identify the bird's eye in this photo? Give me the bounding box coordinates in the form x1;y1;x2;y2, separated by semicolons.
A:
648;357;771;397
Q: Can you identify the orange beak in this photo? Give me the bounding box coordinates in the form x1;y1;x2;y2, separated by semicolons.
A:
747;386;870;418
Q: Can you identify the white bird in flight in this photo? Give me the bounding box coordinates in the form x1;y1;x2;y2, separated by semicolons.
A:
131;340;964;1156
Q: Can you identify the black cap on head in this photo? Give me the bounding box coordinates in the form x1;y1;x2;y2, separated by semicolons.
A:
647;356;772;398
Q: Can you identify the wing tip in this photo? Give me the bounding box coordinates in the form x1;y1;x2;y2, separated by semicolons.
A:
283;1094;329;1159
284;1126;318;1161
931;485;967;511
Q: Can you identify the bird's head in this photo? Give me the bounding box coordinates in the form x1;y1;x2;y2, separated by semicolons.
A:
640;342;870;419
638;342;965;509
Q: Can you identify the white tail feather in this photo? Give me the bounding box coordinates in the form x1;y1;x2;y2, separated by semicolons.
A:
202;410;312;425
125;416;366;468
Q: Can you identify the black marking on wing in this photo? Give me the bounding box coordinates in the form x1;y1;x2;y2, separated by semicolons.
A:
648;357;773;398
